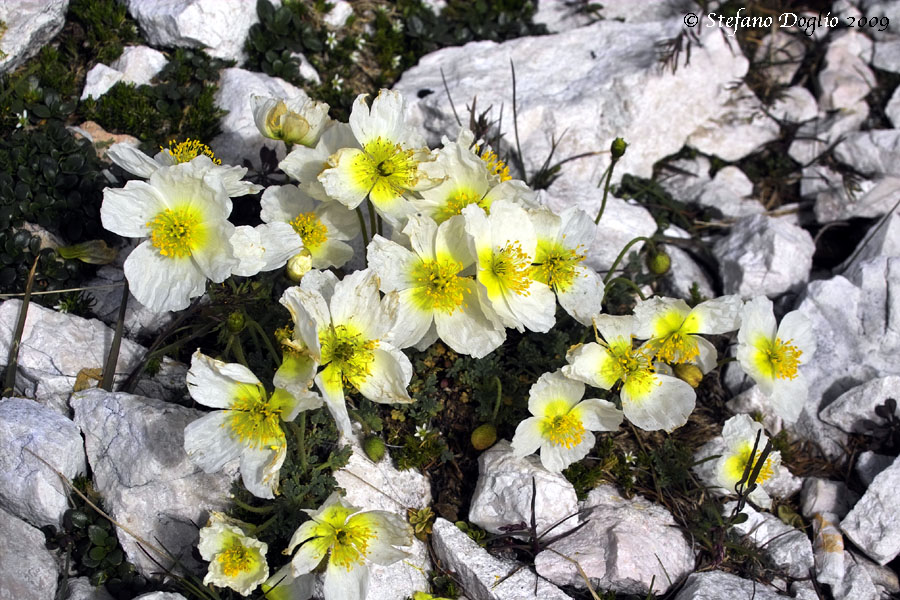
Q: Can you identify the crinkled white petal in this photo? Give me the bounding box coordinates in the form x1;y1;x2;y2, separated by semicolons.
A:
689;295;743;335
593;314;636;346
556;265;604;327
262;563;315;600
737;296;777;346
366;235;417;292
100;181;166;238
434;283;506;359
769;372;808;423
571;398;624;432
260;184;316;224
184;411;243;472
777;309;816;360
510;417;544;458
187;350;262;407
323;560;368;600
694;335;718;374
540;431;594;473
563;342;617;390
354;344;413;404
124;241;207;312
528;370;583;416
621;373;695;432
632;296;689;339
280;284;330;358
107;143;161;178
316;364;353;438
240;444;286;499
331;269;390;340
319;147;371;210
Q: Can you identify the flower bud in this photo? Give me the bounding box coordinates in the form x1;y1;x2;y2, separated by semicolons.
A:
363;435;386;462
286;251;313;282
646;249;671;275
470;423;497;450
57;240;118;264
226;311;246;333
673;363;703;388
611;137;628;159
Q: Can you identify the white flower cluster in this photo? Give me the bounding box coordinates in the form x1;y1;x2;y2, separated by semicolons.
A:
96;88;817;599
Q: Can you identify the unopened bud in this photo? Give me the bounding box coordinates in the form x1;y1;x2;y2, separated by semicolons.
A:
363;435;386;462
286;251;313;282
611;137;627;159
57;240;118;264
470;423;497;450
646;249;671;275
673;363;703;388
226;311;246;333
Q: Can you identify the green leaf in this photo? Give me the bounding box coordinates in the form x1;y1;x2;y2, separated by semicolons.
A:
88;524;108;546
89;545;108;561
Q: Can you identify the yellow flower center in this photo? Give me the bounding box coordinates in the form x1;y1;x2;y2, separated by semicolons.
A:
648;309;700;364
226;384;285;448
757;337;802;380
411;258;469;313
478;147;511;182
602;338;658;399
146;207;202;259
724;442;776;485
435;187;487;223
531;240;585;292
319;325;378;385
217;538;254;577
289;212;328;250
542;412;586;449
491;242;532;296
163;139;221;165
352;137;418;197
329;520;374;570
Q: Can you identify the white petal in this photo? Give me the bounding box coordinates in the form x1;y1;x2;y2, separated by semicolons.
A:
190;221;238;283
557;207;597;249
323;561;368;600
240;445;286;499
435;214;475;267
434;284;506;358
354;344;413;404
688;295;743;334
632;296;686;339
312;239;355;270
737;296;777;346
187;350;262;407
593;314;635;345
319;147;371;209
563;342;617;389
280;285;330;358
694;336;718;374
571;398;623;432
622;373;695;432
366;235;417;292
184;411;243;472
528;370;584;416
506;280;556;333
316;200;360;241
350;511;412;565
541;432;594;473
777;309;817;360
331;269;388;339
510;417;544;457
556;266;605;327
316;365;353;438
768;372;808;423
387;288;434;349
124;241;207;312
260;184;316;224
403;214;438;261
100;181;165;238
721;413;766;451
290;534;331;575
107;143;161;178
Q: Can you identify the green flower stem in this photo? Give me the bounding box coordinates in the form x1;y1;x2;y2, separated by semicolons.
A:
248;318;281;365
594;162;613;225
491;376;503;423
290;416;308;472
231;334;250;369
603;277;647;302
368;199;378;242
356;206;370;254
249;514;278;536
602;236;653;285
232;498;275;514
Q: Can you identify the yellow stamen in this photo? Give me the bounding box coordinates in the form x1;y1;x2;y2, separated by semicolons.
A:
491;242;532;296
226;384;285;448
289;212;328;250
146;207;202;258
531;240;585;292
601;337;659;399
650;331;700;364
163;139;221;165
351;137;418;198
542;412;586;449
411;258;469;313
217;538;254;577
435;188;487;223
478;147;511;182
724;442;776;484
329;520;374;570
756;337;802;380
319;325;378;386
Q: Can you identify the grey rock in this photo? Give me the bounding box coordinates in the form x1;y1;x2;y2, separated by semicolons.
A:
322;0;353;28
835;130;900;177
818;30;876;111
291;51;321;85
0;507;58;600
534;485;694;595
873;39;900;73
393;19;751;186
658;226;715;301
71;389;236;576
123;0;260;63
111;45;168;86
81;63;124;101
859;549;900;594
856;451;894;487
886;85;900;127
133;594;189;600
801;478;856;519
842;454;900;565
725;385;783;434
788;100;869;166
696;166;764;218
725;502;815;579
754;31;806;86
815;174;897;223
539;178;658;271
790;581;819;600
811;512;844;587
0;299;187;414
211;68;302;169
331;445;430;600
832;551;880;600
687;83;780;162
64;578;115;600
469;440;579;537
531;0;592;32
714;214;815;298
0;398;85;528
658;156;712;203
672;571;789;600
431;518;573;600
0;0;68;74
768;86;818;123
820;376;900;434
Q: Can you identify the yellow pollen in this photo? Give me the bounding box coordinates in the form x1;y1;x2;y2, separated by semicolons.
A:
319;325;378;386
492;242;532;296
650;331;700;364
226;386;284;448
289;212;328;250
412;258;469;313
436;188;487;223
725;443;776;485
531;241;584;292
146;207;201;258
353;137;418;196
217;539;254;577
600;337;659;398
542;412;586;449
163;138;221;165
762;337;802;380
477;147;511;182
329;522;374;570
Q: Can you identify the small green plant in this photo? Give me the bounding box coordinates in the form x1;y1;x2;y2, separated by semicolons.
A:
69;0;142;64
860;397;900;454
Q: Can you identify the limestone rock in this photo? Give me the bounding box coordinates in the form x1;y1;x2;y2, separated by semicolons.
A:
123;0;259;63
71;389;236;576
0;0;68;75
835;130;900;178
672;571;789;600
431;518;573;600
886;85;900;127
81;64;124;101
534;485;694;595
768;86;818;123
69;121;141;161
469;440;579;537
658;156;711;203
0;398;85;528
64;578;115;600
842;454;900;565
856;451;894;487
839;205;900;274
211;68;303;169
323;0;353;29
818;30;876;111
816;175;898;223
754;31;806;86
111;45;168;86
788;100;868;166
695;166;764;218
686;83;780;162
801;478;856;519
539;178;658;271
658;227;715;301
820;376;900;434
713;214;815;298
873;39;900;73
331;445;430;600
0;299;187;414
0;507;59;600
393;19;751;186
725;502;814;579
832;551;880;600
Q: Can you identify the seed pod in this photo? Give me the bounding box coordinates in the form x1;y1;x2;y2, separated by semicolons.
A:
470;423;497;451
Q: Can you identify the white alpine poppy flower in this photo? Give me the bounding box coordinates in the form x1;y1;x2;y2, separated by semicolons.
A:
260;185;360;270
511;369;622;472
563;314;696;432
632;295;742;373
366;214;505;357
100;161;239;312
318;89;439;225
261;563;315;600
285;493;413;600
412;129;536;224
279;269;413;437
462;200;556;333
183;351;321;498
250;93;332;147
280;121;360;202
528;206;604;327
106;140;262;197
198;512;269;596
736;296;816;423
230;222;304;277
708;414;782;508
